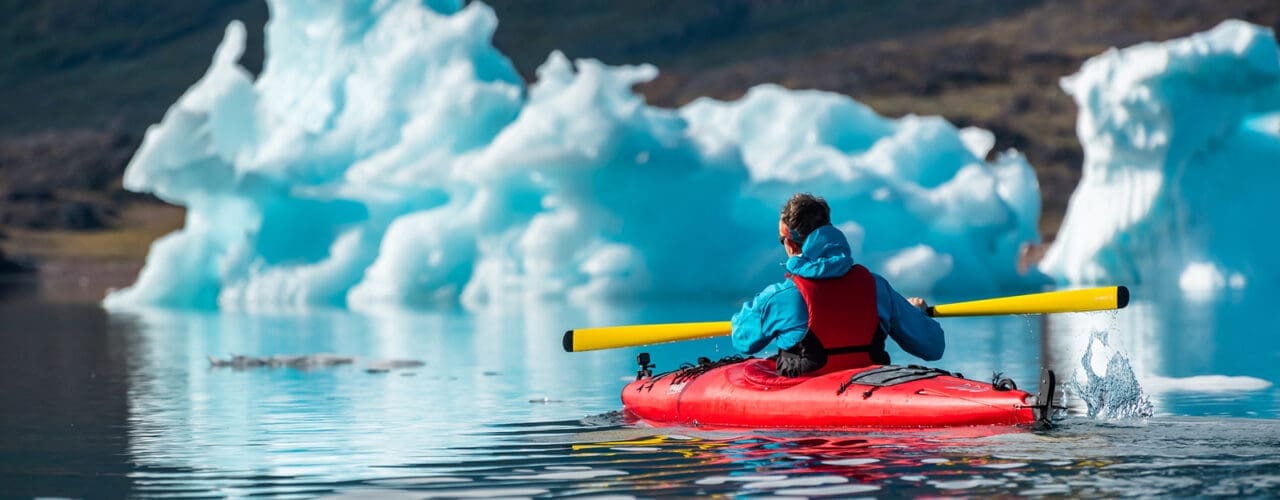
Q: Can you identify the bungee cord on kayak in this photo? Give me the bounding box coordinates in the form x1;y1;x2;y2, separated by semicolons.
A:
669;356;750;386
834;365;962;398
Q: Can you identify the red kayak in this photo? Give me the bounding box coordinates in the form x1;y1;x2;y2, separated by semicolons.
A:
622;355;1057;429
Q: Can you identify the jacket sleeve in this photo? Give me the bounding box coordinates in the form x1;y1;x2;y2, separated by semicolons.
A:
731;281;810;355
874;274;945;361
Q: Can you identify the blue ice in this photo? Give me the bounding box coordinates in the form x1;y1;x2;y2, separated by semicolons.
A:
1040;20;1280;295
106;0;1054;310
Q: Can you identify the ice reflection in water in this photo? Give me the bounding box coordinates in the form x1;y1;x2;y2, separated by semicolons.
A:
118;300;740;495
103;285;1280;497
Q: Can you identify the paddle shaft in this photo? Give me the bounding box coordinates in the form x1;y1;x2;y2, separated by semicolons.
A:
926;285;1128;317
562;285;1128;352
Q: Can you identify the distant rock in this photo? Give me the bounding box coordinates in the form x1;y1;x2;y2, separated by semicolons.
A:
206;354;428;374
207;354;355;369
364;359;426;374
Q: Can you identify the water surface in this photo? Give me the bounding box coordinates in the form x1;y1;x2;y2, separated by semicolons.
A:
1;281;1277;497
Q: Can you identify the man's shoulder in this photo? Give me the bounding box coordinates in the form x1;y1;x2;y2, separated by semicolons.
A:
757;278;801;301
757;280;806;317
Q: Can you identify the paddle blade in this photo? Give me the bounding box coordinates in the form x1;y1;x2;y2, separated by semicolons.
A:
928;285;1129;317
563;321;731;352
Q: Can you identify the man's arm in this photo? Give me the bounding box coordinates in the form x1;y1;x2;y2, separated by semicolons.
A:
731;282;809;354
874;275;945;361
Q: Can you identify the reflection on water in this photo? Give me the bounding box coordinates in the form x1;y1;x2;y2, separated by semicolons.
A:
0;295;134;498
1;284;1278;496
120;305;609;484
305;418;1280;498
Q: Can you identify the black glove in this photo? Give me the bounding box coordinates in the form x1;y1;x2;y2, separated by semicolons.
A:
775;331;827;377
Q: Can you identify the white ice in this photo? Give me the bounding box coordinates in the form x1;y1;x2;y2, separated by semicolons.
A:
1041;20;1280;294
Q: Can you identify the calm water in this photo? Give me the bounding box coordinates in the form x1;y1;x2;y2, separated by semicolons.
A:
1;279;1278;498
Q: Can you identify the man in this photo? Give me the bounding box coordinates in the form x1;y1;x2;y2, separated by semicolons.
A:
730;193;945;377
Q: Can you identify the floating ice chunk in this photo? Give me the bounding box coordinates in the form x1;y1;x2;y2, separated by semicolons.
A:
1041;20;1280;292
1179;262;1249;300
1143;375;1273;393
1179;262;1227;294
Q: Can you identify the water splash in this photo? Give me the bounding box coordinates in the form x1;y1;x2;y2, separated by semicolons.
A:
1069;329;1154;419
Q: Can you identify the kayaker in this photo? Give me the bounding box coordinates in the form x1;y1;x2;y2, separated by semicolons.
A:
730;193;945;377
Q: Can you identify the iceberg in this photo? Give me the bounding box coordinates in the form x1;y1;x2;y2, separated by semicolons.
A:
105;0;1041;311
1040;20;1280;292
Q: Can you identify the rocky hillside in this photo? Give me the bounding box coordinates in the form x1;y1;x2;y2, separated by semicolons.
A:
1;0;1277;271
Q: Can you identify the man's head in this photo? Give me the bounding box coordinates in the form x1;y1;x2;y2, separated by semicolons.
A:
778;193;831;255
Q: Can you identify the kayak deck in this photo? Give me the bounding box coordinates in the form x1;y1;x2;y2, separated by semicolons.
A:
622;357;1040;429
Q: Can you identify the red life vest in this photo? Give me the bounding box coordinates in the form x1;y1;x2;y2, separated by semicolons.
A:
789;264;885;375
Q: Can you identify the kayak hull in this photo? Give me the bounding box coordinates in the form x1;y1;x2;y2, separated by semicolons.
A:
622;358;1037;429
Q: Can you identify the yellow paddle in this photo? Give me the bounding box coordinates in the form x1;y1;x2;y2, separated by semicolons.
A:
562;285;1128;352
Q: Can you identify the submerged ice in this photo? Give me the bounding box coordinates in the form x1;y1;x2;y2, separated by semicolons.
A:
105;0;1042;310
1040;20;1280;293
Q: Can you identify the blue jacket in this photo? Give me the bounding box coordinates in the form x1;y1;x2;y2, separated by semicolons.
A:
730;225;945;361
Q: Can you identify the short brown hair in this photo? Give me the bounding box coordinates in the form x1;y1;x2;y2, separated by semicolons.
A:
780;193;830;244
